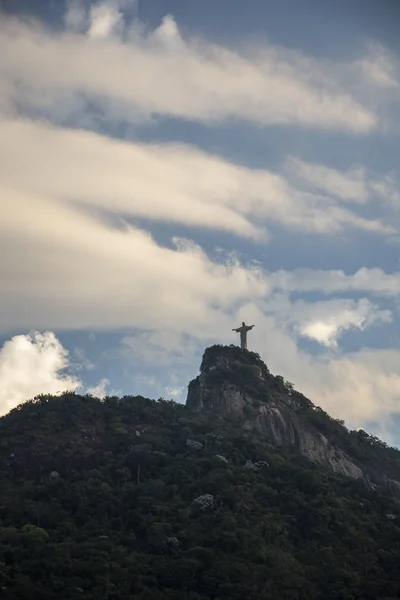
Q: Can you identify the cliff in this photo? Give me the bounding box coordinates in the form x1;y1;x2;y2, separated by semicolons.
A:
186;344;400;487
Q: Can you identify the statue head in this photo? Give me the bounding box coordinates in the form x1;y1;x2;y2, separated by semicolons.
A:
242;321;245;326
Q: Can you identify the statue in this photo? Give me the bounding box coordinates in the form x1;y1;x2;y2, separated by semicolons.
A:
232;321;254;350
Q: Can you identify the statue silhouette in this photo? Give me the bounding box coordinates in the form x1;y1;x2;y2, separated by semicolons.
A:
232;321;254;349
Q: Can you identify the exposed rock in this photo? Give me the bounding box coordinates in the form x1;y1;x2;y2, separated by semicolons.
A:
186;439;204;450
244;460;269;473
256;460;269;471
215;454;228;464
244;460;258;471
192;494;214;510
254;404;363;479
186;345;365;481
166;536;180;547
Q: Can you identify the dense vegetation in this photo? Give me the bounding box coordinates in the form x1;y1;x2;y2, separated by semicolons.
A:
1;390;400;599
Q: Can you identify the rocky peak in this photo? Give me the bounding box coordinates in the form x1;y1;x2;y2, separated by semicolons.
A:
186;345;400;487
187;345;274;414
199;344;270;378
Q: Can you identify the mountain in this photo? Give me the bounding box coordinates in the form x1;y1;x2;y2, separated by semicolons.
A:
0;345;400;599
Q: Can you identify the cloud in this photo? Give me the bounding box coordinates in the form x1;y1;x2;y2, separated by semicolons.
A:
292;298;392;348
0;331;119;413
65;0;139;36
0;331;80;416
0;184;269;334
71;347;95;372
260;294;392;349
0;118;393;258
0;10;377;132
121;331;202;366
65;0;88;33
285;156;400;206
263;293;392;348
87;1;125;40
369;174;400;206
304;348;400;430
0;118;397;339
269;267;400;297
295;348;400;430
165;385;185;401
355;42;399;89
285;157;368;203
86;377;110;398
0;119;265;242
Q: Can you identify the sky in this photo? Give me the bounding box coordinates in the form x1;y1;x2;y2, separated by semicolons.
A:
1;0;400;445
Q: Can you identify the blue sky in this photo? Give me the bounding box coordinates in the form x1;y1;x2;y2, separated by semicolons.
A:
1;0;400;444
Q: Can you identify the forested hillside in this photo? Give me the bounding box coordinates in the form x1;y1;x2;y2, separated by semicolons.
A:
1;388;400;599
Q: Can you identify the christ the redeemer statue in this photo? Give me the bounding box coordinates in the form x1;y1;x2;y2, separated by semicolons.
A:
232;321;254;350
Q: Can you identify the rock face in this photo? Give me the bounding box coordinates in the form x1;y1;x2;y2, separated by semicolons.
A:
186;345;366;480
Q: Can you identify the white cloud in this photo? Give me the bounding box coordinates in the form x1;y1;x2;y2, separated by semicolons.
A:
269;267;400;297
355;42;399;89
285;157;368;203
0;183;269;334
86;377;110;398
300;321;341;347
0;332;80;416
0;331;118;412
370;174;400;206
0;118;397;339
0;10;377;132
285;156;400;206
359;59;398;89
66;0;139;35
0;119;265;242
165;385;185;401
304;348;400;429
299;349;400;429
293;298;391;348
0;118;392;259
261;293;392;348
87;1;124;40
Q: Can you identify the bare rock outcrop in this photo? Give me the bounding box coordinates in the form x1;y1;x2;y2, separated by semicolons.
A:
186;345;389;483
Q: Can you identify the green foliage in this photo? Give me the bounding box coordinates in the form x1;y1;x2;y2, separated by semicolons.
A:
0;392;400;599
